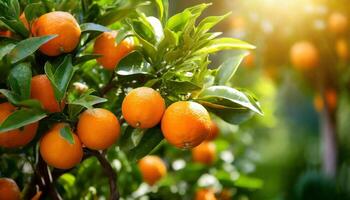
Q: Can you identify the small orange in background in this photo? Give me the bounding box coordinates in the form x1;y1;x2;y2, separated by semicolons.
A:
195;188;217;200
290;41;319;70
335;38;349;60
77;108;120;150
313;89;337;112
40;123;83;169
192;141;216;165
0;178;21;200
31;74;64;113
122;87;165;129
138;155;167;185
328;12;348;35
93;31;134;70
161;101;211;149
243;52;255;68
31;11;81;56
0;30;11;37
0;102;38;148
206;121;219;141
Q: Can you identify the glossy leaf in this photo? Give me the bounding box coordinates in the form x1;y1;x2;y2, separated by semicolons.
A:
59;126;75;144
68;94;107;109
0;108;46;132
24;2;46;22
197;86;262;115
8;35;57;64
116;51;154;76
80;23;110;33
194;38;255;55
7;63;32;100
127;127;164;162
215;52;247;85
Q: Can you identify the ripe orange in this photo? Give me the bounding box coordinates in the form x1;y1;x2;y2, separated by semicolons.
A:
77;108;120;150
122;87;165;129
192;141;216;165
0;178;21;200
161;101;211;149
336;38;349;60
31;11;81;56
31;74;64;113
40;123;83;169
195;189;217;200
0;30;11;37
313;89;337;112
328;12;348;34
20;13;29;30
93;31;134;70
243;52;255;68
290;41;319;70
138;155;167;185
0;103;38;148
31;191;42;200
206;121;219;141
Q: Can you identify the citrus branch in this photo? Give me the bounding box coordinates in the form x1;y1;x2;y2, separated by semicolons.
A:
87;149;119;200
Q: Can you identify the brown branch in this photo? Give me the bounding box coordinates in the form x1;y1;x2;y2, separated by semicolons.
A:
88;149;119;200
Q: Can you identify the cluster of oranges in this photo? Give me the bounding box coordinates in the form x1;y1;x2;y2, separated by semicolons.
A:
0;10;223;191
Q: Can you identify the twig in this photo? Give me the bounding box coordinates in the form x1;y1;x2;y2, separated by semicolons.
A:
88;149;119;200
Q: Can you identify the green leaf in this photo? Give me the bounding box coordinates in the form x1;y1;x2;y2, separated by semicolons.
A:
215;52;247;85
208;107;255;124
116;51;154;76
80;23;110;33
24;2;46;22
68;94;107;109
166;9;192;32
0;43;15;60
0;108;46;132
197;86;262;115
0;89;21;105
165;80;201;94
97;1;150;26
8;35;57;64
154;0;168;25
196;13;231;35
235;175;264;189
0;0;28;37
7;63;32;100
59;126;75;144
74;54;102;65
127;127;164;162
194;38;255;56
45;55;75;101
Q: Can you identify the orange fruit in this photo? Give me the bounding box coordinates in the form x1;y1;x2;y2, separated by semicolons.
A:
313;89;337;112
31;191;42;200
0;103;38;148
138;155;167;185
243;52;255;68
31;74;64;113
161;101;211;149
290;41;319;70
218;189;233;200
77;108;120;150
195;189;217;200
122;87;165;129
336;38;349;60
93;31;134;70
206;121;219;141
40;123;83;169
31;11;81;56
0;30;11;37
0;178;21;200
20;13;29;30
328;12;348;34
192;141;216;165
